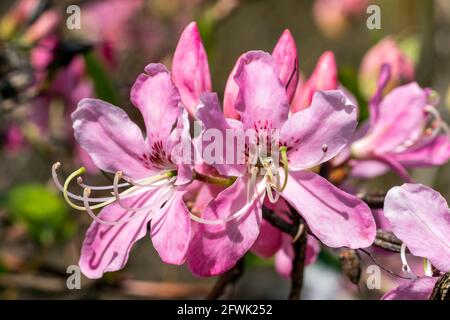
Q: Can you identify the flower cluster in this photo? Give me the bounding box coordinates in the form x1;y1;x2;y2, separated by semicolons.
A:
52;22;450;299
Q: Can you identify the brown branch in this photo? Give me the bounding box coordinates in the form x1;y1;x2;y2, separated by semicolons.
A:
206;258;244;300
359;193;385;209
289;222;307;300
430;273;450;300
262;204;307;299
262;207;297;237
373;229;403;252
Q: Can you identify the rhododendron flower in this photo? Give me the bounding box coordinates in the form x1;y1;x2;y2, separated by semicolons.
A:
174;23;299;119
359;37;415;99
187;51;376;276
52;64;194;278
349;65;450;180
382;184;450;300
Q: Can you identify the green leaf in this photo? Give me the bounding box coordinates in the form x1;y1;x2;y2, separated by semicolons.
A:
4;184;74;244
83;52;119;105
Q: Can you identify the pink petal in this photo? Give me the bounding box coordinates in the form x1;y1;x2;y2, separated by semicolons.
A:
223;55;242;120
251;218;282;258
282;170;376;248
196;93;246;176
151;191;191;265
130;63;181;143
187;176;264;276
291;51;338;112
79;191;157;279
172;21;212;116
272;29;298;102
382;277;438;300
352;83;427;157
384;184;450;272
393;134;450;167
350;159;390;178
234;51;289;129
275;234;321;278
281;90;357;170
72;99;153;179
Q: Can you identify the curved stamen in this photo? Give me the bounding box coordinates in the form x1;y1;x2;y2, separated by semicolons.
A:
394;106;449;154
82;186;174;226
112;171;173;211
52;162;114;203
400;243;417;279
266;182;280;203
423;258;433;277
191;177;267;225
279;146;289;192
247;166;259;204
77;176;129;190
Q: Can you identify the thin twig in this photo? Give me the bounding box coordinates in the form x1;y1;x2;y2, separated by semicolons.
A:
359;193;385;209
373;229;403;252
207;258;244;300
289;220;307;300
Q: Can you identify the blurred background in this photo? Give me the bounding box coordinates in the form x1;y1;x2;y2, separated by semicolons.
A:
0;0;449;299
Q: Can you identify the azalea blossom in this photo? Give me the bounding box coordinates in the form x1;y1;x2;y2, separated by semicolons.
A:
174;22;300;119
187;50;376;276
52;64;194;278
359;37;415;99
382;183;450;300
348;65;450;181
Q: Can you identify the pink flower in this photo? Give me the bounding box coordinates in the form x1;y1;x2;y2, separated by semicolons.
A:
53;64;194;279
381;184;450;299
173;23;299;118
359;37;415;99
187;51;376;276
313;0;368;39
350;65;450;181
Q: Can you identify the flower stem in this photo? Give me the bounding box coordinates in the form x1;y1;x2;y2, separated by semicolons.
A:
192;170;236;187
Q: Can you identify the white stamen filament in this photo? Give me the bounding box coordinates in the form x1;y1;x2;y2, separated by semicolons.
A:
82;184;174;226
112;171;173;211
77;176;130;190
52;162;176;213
400;243;417;279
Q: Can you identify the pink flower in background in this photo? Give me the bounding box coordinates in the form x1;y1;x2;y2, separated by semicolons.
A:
71;64;193;278
187;51;375;276
381;184;450;299
313;0;368;39
359;37;415;99
81;0;144;67
349;65;450;181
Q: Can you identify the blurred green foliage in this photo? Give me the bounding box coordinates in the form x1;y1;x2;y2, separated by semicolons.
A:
3;184;75;244
83;52;119;105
